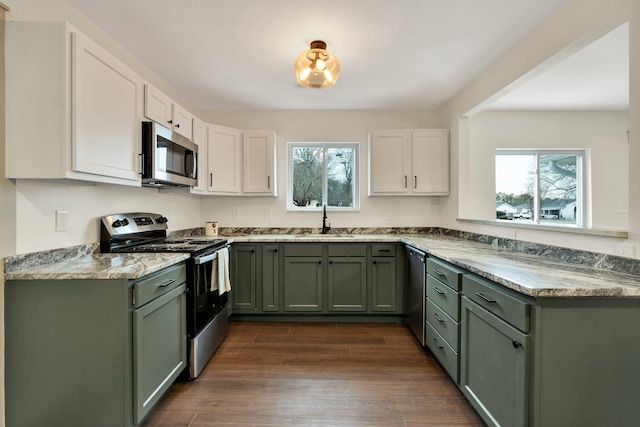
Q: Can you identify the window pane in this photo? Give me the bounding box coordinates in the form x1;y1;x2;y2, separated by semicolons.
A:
495;154;535;220
539;154;577;224
292;146;323;207
327;147;355;207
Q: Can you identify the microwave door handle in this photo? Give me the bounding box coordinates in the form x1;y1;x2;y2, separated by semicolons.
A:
193;152;197;179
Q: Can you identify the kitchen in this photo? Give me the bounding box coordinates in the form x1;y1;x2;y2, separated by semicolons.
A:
1;0;639;426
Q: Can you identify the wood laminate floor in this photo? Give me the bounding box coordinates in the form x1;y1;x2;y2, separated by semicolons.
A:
142;321;485;427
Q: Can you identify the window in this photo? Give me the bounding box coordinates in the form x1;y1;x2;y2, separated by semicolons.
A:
495;150;584;227
288;143;358;210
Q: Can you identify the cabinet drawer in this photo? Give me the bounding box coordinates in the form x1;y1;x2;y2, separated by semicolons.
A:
427;275;460;321
132;263;186;308
427;298;460;352
426;321;459;383
284;244;322;257
462;274;532;333
328;244;367;257
371;244;396;257
427;257;464;291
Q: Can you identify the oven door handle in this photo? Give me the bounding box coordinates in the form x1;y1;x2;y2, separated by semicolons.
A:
194;251;219;265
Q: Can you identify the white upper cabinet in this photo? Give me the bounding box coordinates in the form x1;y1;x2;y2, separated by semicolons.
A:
207;125;243;195
191;118;208;193
72;30;143;181
411;130;449;195
368;130;410;194
368;129;449;196
243;130;277;196
144;84;193;140
5;21;142;186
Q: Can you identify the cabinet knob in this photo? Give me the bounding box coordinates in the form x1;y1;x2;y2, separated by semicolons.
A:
373;260;377;264
512;340;522;349
251;249;255;253
175;123;180;128
168;119;173;125
329;260;333;265
273;249;278;253
318;261;321;265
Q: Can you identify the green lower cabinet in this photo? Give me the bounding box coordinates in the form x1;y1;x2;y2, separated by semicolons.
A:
284;256;323;311
371;256;397;312
230;244;257;312
5;263;187;427
460;296;529;427
328;257;367;311
262;244;280;311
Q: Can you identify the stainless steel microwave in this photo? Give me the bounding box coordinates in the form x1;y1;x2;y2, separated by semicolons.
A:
141;121;198;187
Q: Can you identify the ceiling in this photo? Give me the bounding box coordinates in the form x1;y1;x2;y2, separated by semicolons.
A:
62;0;625;111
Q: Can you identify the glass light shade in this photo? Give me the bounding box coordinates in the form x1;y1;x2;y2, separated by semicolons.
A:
295;40;340;89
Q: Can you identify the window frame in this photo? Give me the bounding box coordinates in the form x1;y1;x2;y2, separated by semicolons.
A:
287;142;360;211
495;149;586;227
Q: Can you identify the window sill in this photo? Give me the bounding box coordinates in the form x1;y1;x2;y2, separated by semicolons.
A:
457;218;628;238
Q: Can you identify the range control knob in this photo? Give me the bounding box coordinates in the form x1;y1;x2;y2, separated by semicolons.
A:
121;218;129;226
156;216;168;224
112;219;123;228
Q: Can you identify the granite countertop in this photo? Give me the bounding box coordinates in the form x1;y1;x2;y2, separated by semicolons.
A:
5;252;190;281
229;233;640;298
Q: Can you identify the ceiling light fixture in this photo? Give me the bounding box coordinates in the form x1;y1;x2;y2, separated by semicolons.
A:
295;40;340;89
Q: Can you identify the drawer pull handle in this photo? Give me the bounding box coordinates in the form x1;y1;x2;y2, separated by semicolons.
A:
433;313;445;324
158;279;176;288
433;269;446;277
432;287;445;295
475;292;497;304
512;340;522;349
433;338;444;350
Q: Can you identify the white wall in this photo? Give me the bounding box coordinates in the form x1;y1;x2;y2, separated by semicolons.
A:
441;0;635;255
468;110;629;230
199;109;446;229
14;181;202;254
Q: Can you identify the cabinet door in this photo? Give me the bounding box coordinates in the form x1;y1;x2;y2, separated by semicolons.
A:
191;118;207;192
243;130;276;195
262;245;280;312
284;257;323;311
144;83;173;128
207;124;242;195
368;130;409;195
72;31;142;181
172;103;193;140
371;257;397;312
328;257;367;312
460;296;529;427
230;245;257;311
133;284;187;424
411;130;449;195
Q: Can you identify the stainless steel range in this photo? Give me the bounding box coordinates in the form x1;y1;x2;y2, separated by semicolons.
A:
100;212;229;380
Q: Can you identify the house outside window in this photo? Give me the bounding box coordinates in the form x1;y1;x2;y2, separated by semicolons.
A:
287;143;358;210
495;150;585;227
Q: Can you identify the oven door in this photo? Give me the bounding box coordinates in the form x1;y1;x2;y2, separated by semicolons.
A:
187;249;229;378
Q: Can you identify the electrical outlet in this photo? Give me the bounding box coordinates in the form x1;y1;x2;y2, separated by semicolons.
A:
55;210;68;232
612;244;635;258
264;208;272;220
232;208;239;219
617;203;629;214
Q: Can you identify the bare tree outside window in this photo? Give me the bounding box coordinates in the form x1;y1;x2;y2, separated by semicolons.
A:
289;143;358;209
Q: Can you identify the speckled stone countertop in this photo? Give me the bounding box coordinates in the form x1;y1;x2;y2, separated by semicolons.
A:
5;252;189;281
228;233;640;298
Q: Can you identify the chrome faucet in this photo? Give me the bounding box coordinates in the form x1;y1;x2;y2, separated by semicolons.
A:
321;204;331;234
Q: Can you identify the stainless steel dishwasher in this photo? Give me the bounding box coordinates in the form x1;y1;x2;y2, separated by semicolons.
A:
406;246;426;345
